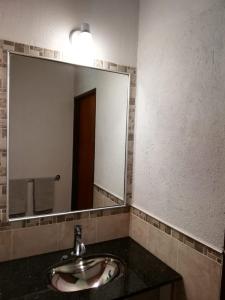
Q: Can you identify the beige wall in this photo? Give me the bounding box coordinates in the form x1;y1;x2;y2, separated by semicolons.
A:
93;186;118;208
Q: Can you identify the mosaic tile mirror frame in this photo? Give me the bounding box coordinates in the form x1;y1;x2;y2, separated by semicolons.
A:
0;40;136;228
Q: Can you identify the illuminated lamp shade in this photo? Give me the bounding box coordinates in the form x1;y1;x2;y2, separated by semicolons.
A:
70;23;94;66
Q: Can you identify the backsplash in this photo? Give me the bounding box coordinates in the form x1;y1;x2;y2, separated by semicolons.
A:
0;208;130;262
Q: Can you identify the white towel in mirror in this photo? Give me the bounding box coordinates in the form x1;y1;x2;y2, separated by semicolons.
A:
9;179;28;216
33;178;54;213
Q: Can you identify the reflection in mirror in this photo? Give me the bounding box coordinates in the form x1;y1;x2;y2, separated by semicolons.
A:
8;53;129;220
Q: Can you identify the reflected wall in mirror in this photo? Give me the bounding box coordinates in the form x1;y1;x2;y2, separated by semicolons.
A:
8;53;129;219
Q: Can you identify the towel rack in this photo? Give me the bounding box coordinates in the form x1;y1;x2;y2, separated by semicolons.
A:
27;175;60;183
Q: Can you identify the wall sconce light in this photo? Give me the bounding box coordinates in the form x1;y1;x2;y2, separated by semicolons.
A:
69;23;94;66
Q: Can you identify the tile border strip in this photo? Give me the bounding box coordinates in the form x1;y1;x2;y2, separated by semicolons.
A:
130;206;223;264
0;39;135;229
94;184;124;206
1;206;130;231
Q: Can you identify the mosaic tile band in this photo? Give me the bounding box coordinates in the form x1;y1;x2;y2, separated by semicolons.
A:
94;184;124;206
131;206;223;264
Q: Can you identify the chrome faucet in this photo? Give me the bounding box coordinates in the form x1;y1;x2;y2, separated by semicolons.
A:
71;225;86;257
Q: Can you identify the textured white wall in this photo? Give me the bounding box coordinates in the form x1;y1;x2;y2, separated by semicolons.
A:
133;0;225;250
0;0;139;66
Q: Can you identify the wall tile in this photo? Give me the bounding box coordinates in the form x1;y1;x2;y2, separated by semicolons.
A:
57;220;74;250
93;188;117;208
177;243;222;300
96;213;129;242
12;224;59;259
93;189;103;207
129;209;223;300
94;185;124;206
129;213;149;249
147;224;179;271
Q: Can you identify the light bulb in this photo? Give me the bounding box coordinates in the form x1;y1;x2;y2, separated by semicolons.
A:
69;24;94;66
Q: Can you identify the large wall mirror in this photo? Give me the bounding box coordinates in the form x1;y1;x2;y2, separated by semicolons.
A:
8;53;129;220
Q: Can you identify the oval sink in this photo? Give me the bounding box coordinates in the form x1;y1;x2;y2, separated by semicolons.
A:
47;254;125;293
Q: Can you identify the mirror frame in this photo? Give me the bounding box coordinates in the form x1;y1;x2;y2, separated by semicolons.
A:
6;47;133;222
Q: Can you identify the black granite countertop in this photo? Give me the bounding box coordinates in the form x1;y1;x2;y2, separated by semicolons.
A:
0;237;181;300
